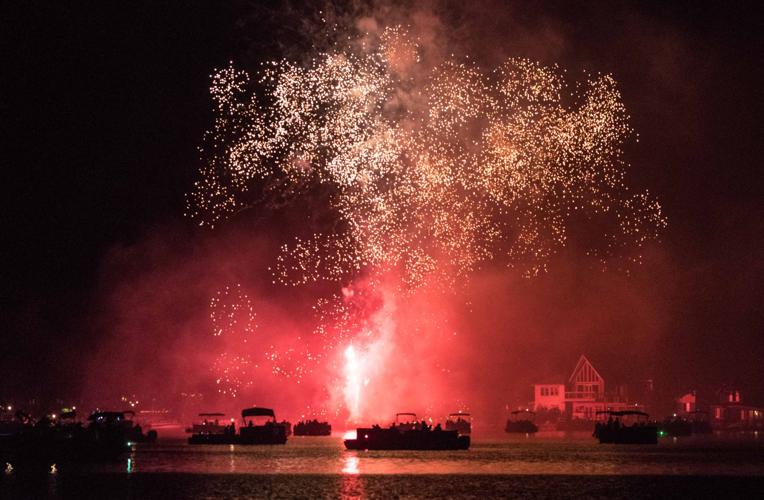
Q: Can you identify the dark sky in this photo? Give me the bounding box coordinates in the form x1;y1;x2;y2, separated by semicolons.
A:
1;1;762;407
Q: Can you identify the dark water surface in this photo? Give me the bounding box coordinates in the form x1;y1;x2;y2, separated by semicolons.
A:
2;435;763;498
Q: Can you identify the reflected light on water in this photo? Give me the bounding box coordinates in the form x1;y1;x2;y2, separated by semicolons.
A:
127;457;133;473
5;462;13;474
340;453;364;499
49;463;57;474
342;455;360;475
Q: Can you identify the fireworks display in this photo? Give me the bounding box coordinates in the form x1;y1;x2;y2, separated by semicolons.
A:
188;27;666;420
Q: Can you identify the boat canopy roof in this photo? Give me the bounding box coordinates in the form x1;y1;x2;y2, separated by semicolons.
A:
510;410;535;415
241;407;275;418
596;410;649;417
448;413;471;417
199;412;226;417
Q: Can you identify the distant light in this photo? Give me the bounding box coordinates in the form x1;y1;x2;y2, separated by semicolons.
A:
51;414;57;419
6;406;11;411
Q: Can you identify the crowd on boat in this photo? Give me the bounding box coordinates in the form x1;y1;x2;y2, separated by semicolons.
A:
594;415;649;434
592;411;658;444
343;413;472;450
293;419;331;436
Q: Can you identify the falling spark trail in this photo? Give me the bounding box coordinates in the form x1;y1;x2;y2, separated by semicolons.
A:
344;345;361;422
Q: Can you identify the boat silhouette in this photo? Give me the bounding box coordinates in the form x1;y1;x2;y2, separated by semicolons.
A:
505;410;539;434
445;413;472;435
187;407;288;445
294;419;331;436
344;413;470;450
187;412;237;444
593;410;658;444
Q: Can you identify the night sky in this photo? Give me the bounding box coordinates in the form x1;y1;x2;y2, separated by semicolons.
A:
1;1;762;410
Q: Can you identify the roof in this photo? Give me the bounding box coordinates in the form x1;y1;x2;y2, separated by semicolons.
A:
568;355;604;384
241;407;275;418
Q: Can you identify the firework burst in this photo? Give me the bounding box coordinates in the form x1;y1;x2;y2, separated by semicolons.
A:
188;28;664;288
188;27;666;415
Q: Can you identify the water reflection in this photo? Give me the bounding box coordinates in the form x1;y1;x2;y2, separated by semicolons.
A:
342;454;360;474
5;436;757;477
341;453;364;500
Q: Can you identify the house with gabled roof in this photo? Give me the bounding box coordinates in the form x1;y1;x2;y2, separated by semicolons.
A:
534;354;644;421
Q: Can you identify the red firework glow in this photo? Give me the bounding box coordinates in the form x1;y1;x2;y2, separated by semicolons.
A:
82;21;667;432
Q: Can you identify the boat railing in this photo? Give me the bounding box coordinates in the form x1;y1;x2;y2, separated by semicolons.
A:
564;391;599;400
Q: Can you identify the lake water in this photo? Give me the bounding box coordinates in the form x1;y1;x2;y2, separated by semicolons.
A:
2;434;763;498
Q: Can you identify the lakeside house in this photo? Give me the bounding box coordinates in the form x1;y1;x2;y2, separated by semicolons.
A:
533;355;646;422
709;389;764;430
